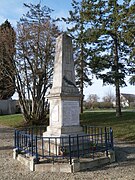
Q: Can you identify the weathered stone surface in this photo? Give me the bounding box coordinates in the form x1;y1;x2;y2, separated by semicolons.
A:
49;33;79;95
43;33;82;137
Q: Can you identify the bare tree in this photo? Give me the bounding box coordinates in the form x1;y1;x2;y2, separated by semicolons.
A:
15;3;60;125
86;94;99;109
88;94;99;103
102;90;115;103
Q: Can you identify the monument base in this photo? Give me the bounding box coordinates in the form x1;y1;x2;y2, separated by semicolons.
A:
43;125;83;137
40;125;88;156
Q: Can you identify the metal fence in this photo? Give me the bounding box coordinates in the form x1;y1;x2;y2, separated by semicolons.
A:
14;126;114;164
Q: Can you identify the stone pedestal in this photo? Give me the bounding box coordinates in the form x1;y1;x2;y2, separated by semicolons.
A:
43;95;83;137
43;33;82;138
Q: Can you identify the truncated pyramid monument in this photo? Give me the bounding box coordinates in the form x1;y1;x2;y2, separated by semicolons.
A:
43;33;83;137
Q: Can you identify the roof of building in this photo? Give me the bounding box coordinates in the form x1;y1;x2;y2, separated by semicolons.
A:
121;93;135;101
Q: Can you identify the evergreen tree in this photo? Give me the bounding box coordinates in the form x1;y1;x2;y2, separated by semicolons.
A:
0;20;16;99
83;0;135;116
127;2;135;86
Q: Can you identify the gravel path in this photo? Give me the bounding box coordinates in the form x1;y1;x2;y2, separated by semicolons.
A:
1;125;135;180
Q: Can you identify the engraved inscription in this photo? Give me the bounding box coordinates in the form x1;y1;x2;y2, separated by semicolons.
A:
62;101;80;126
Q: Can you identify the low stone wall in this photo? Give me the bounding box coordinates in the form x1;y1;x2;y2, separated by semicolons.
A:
13;149;115;173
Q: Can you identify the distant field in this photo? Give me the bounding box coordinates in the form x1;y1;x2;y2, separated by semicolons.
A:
0;110;135;141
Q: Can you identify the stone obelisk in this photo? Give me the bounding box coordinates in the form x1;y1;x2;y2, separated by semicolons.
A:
43;33;82;137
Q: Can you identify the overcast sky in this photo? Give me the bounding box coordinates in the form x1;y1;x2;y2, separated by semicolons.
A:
0;0;134;100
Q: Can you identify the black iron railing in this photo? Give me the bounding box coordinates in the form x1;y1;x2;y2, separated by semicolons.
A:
14;126;114;165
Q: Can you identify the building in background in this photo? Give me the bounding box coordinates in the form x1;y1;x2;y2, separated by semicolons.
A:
0;99;21;115
121;93;135;108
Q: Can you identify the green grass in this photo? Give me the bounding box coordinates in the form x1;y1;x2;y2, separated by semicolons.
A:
80;111;135;141
0;114;23;128
0;111;135;141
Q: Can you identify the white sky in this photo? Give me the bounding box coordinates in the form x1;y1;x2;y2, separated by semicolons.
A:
0;0;134;100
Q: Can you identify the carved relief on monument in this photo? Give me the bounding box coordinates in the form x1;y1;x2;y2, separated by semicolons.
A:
62;70;75;88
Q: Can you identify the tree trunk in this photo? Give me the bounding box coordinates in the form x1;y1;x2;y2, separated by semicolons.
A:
114;34;122;117
80;42;84;114
115;80;121;117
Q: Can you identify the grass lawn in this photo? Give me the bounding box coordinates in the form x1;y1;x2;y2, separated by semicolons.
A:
80;111;135;141
0;114;23;128
0;110;135;141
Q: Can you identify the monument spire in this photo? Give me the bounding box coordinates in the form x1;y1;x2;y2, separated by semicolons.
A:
50;33;79;95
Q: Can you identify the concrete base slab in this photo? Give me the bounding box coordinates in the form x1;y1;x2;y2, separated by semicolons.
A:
14;150;115;173
35;163;72;173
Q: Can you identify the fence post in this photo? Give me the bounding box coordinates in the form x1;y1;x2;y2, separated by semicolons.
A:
31;128;34;156
16;130;19;149
14;130;16;148
69;135;72;165
42;137;44;158
105;127;108;156
110;127;114;150
77;135;79;159
35;135;39;163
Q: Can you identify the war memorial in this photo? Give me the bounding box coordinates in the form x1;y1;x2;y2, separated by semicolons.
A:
13;33;115;172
